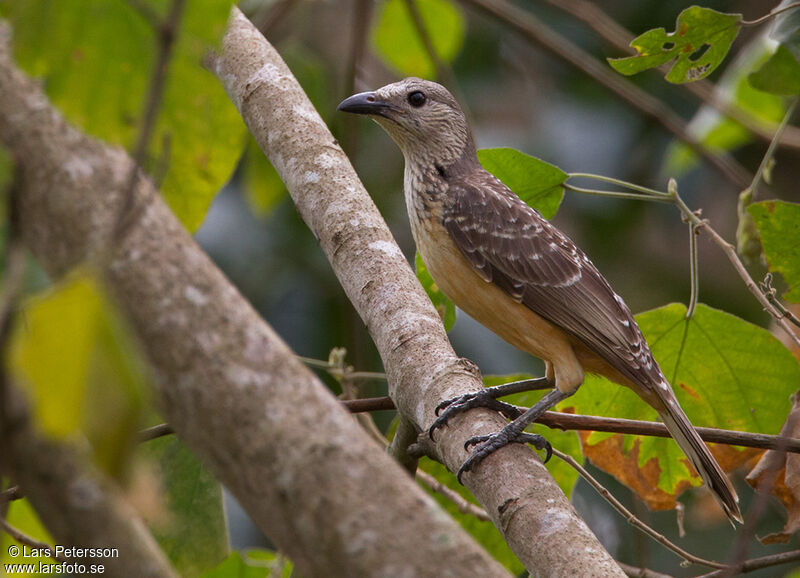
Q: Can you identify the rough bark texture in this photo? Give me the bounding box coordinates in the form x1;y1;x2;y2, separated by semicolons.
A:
209;7;625;577
0;19;511;578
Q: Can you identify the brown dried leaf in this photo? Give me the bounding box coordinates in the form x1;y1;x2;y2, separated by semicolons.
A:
745;391;800;543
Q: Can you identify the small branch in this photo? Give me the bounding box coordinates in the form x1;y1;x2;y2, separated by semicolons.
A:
416;469;491;521
138;423;175;442
0;518;67;563
741;2;800;27
761;274;800;328
696;549;800;577
0;486;23;504
749;97;798;202
551;447;726;569
340;396;800;453
113;0;186;244
616;562;673;578
698;220;800;349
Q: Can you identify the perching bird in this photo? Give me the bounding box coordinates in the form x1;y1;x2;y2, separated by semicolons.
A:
338;78;742;524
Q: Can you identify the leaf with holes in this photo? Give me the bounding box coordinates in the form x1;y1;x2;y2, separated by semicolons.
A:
749;200;800;302
608;6;742;83
477;148;566;220
566;303;800;511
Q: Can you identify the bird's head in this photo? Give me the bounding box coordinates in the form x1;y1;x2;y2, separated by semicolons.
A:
338;78;476;170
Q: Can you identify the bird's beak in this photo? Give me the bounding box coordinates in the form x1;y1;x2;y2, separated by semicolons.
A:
337;91;398;117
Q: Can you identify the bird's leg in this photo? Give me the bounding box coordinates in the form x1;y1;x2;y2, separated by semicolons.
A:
429;376;553;439
456;388;571;483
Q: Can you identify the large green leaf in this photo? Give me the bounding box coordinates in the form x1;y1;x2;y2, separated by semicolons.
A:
9;270;149;476
141;436;228;576
749;200;800;302
1;0;246;232
748;44;800;95
608;6;742;83
568;303;800;502
476;148;566;220
372;0;465;79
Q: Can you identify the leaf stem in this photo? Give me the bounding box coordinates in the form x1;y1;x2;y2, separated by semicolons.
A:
568;173;671;197
750;97;799;201
562;183;672;204
741;2;800;27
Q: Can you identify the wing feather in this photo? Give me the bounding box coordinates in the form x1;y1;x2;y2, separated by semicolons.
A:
442;170;661;389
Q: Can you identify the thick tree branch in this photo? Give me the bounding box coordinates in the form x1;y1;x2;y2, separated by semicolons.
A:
207;7;625;576
0;18;509;578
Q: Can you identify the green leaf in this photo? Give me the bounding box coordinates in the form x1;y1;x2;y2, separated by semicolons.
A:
417;457;523;574
569;303;800;499
1;0;246;232
749;200;800;302
748;44;800;95
242;137;287;218
663;43;786;175
476;148;566;220
416;252;456;331
483;374;582;496
372;0;465;79
9;270;149;476
141;436;228;576
608;6;742;83
202;550;292;578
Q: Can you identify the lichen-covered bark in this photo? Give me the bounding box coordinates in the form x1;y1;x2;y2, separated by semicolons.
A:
0;18;511;578
209;8;625;577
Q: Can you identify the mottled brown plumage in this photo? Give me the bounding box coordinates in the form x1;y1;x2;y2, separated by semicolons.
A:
339;78;741;524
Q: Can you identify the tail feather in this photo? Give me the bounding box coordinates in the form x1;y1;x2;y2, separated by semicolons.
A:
657;397;742;525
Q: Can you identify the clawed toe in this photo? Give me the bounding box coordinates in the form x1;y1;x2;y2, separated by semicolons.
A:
456;430;553;484
429;391;522;440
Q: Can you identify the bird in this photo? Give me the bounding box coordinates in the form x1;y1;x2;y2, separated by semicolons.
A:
338;77;742;524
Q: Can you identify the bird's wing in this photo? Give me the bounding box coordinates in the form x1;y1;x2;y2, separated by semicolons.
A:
442;169;662;389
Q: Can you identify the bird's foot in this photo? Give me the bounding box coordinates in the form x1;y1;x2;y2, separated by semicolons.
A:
429;390;523;440
457;430;552;484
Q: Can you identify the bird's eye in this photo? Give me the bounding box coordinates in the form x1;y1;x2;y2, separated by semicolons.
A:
407;91;426;107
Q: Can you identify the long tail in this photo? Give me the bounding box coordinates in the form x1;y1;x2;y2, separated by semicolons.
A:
655;392;743;525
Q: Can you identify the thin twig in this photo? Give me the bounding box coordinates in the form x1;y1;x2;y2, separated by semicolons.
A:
616;561;675;578
741;1;800;26
761;274;800;329
339;396;800;453
551;447;726;569
543;0;800;150
696;549;800;577
749;98;798;201
416;469;491;521
138;423;174;442
698;220;800;349
0;486;22;504
459;0;753;190
113;0;186;245
0;518;67;563
564;172;800;349
404;0;453;85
